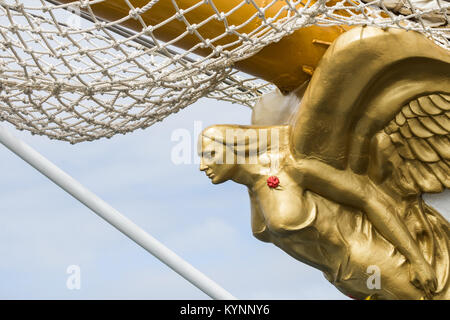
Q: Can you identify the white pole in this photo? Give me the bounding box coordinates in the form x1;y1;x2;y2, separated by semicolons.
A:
0;125;236;300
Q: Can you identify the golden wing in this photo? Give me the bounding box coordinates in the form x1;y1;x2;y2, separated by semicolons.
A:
290;26;450;186
287;27;450;297
381;93;450;194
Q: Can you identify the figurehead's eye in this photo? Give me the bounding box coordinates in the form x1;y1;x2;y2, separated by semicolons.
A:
203;150;216;160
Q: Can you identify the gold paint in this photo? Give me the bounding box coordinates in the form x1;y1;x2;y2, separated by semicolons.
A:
312;39;332;46
301;65;315;76
199;27;450;300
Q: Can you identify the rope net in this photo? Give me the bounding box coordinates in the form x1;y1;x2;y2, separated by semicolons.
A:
0;0;448;143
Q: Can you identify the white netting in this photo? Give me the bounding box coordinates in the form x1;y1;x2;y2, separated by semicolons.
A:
0;0;448;143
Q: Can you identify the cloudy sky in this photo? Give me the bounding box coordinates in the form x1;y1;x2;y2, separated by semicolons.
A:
1;96;449;300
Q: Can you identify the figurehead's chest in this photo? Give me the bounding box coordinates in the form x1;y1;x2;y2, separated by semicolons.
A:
250;173;317;236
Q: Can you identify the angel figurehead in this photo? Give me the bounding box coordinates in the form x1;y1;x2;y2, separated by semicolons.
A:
199;27;450;300
199;125;290;186
199;124;319;244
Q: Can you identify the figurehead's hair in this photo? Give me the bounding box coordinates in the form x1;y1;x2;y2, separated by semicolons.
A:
201;124;290;157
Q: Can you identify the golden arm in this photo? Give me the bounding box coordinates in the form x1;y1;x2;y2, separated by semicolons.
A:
292;158;438;297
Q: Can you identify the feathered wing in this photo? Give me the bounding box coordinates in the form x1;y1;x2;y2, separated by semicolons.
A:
381;93;450;194
290;26;450;191
376;93;450;294
289;26;450;295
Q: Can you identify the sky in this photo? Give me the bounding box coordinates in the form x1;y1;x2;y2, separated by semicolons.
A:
0;97;449;300
0;98;345;300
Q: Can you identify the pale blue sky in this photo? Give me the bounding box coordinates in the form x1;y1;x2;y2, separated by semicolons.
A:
1;95;449;300
0;98;348;299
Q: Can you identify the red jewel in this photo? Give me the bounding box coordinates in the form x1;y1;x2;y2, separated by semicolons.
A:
267;176;280;188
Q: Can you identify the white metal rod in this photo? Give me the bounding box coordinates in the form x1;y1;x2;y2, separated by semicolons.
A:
0;124;236;300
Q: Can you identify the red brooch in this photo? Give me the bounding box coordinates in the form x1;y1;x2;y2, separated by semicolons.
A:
267;176;280;188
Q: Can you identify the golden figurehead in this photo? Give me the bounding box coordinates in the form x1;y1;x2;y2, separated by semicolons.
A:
199;27;450;300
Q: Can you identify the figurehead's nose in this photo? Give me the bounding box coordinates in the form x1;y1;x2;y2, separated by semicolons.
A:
200;161;207;171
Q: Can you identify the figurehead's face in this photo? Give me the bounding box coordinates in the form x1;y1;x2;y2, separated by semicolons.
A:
199;136;237;184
